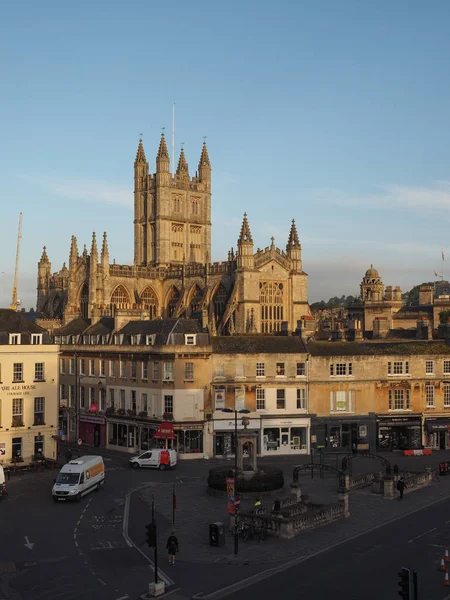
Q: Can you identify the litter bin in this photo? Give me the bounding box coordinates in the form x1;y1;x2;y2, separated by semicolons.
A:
439;462;448;476
209;521;225;547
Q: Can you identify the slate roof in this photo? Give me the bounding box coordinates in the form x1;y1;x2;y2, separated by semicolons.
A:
308;340;450;356
212;335;307;354
0;309;45;333
83;318;115;335
118;318;207;346
54;317;90;336
394;305;434;319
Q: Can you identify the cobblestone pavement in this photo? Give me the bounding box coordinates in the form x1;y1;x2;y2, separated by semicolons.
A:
134;456;450;568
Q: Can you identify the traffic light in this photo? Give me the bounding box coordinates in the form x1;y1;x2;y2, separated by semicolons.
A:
398;567;411;599
145;523;157;548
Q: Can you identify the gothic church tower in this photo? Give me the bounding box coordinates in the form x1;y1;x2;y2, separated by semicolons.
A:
134;135;212;267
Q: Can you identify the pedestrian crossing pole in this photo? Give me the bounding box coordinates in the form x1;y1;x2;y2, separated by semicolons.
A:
172;482;176;526
152;497;158;585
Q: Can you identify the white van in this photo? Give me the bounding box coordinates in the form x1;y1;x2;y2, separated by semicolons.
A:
129;449;177;470
0;465;6;498
52;455;105;502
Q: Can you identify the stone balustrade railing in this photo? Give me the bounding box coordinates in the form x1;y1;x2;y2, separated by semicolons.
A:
349;472;375;490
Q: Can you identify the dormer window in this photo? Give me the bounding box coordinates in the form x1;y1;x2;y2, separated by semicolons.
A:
90;335;98;345
9;334;21;345
185;334;196;346
146;334;155;346
131;335;140;345
31;334;42;345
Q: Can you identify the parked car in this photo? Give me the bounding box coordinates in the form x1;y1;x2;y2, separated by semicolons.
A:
129;449;177;470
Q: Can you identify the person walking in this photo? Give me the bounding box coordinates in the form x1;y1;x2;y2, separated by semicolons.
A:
253;498;262;514
397;476;406;500
65;448;72;463
166;531;179;566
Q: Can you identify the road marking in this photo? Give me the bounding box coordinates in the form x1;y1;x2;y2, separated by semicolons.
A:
408;527;436;543
122;490;174;586
98;578;107;586
116;596;130;600
428;544;446;548
163;589;183;598
445;520;450;524
74;541;79;548
24;536;35;550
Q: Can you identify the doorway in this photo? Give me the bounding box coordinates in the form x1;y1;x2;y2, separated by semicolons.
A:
439;430;447;450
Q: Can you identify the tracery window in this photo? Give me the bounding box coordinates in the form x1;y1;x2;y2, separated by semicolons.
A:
80;284;89;319
140;287;158;319
260;282;284;333
213;284;228;322
167;287;180;318
189;285;203;315
111;285;130;307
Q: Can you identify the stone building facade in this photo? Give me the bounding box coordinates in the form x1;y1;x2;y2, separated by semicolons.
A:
36;134;311;335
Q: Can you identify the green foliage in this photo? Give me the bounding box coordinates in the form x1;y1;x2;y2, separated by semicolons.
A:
439;310;450;324
403;282;435;306
310;295;355;311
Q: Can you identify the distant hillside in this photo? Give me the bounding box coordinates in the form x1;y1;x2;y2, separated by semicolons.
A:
310;295;355;311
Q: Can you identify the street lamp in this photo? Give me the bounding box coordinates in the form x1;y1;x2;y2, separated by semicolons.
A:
221;407;251;555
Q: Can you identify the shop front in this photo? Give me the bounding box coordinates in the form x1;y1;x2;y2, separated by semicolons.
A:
174;424;205;458
312;416;376;452
424;418;450;450
107;418;161;453
79;415;106;447
213;417;261;457
377;415;422;451
261;418;310;456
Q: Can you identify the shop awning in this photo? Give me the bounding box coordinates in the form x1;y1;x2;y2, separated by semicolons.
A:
425;420;450;432
154;422;176;439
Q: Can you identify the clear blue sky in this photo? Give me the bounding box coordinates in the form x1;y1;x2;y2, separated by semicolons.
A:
2;0;450;309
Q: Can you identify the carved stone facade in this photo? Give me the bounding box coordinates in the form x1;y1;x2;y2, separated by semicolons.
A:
37;134;311;333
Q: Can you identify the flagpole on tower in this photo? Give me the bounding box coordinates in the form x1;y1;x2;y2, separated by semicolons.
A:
172;103;175;178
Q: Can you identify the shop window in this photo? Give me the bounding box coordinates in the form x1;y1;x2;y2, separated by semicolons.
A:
152;362;160;381
296;388;307;410
388;361;410;376
184;362;194;381
178;430;203;454
80;359;85;375
108;422;130;447
296;362;306;377
388;389;410;410
109;388;115;408
256;362;265;377
256;388;266;410
120;390;126;410
131;390;137;412
291;427;306;450
276;363;285;377
445;385;450;407
120;360;126;378
263;428;280;451
142;362;148;380
100;360;105;377
12;398;23;427
12;437;22;458
109;360;115;377
131;361;137;379
276;389;286;409
164;363;174;381
425;360;434;375
13;362;23;382
425;385;435;407
444;361;450;376
80;387;86;408
330;391;354;412
34;362;45;382
164;395;174;415
34;397;45;425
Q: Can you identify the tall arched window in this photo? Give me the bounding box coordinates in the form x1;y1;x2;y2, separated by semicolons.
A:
166;286;180;318
111;285;130;307
213;284;228;322
80;283;89;319
260;282;284;333
189;285;203;315
140;287;158;319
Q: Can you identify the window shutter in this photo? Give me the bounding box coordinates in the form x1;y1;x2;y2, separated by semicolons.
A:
330;391;335;412
387;362;392;375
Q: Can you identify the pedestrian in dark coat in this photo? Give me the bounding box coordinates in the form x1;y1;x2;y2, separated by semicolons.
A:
166;532;179;566
65;449;72;463
397;477;406;500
